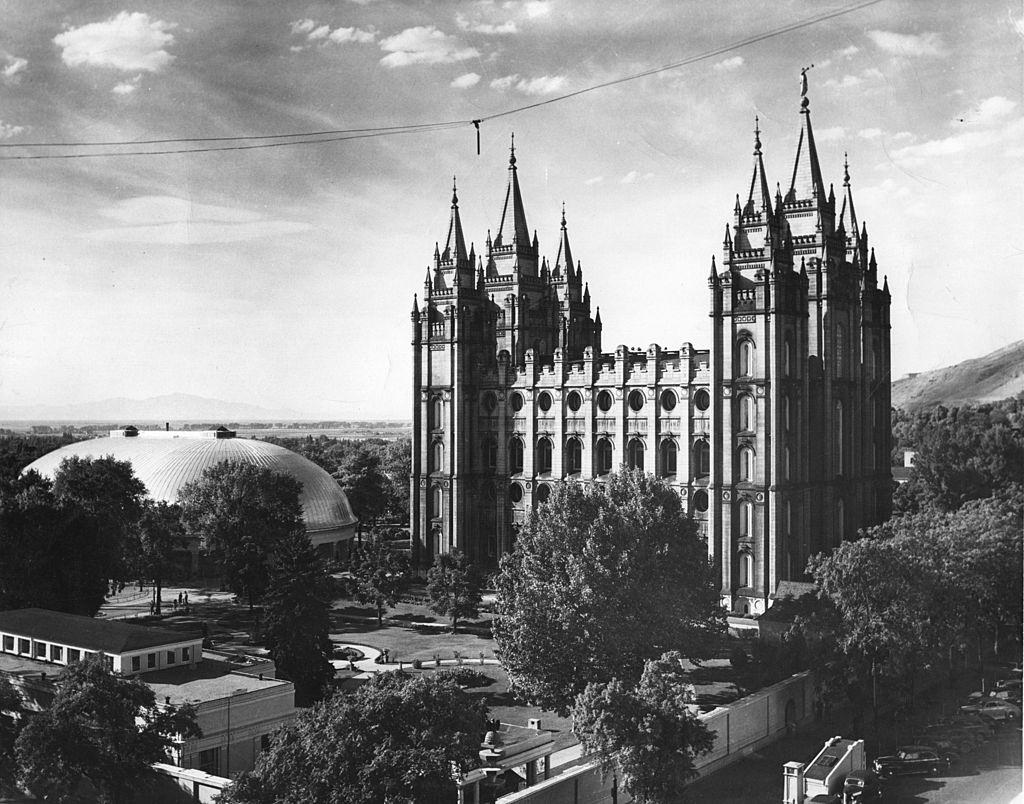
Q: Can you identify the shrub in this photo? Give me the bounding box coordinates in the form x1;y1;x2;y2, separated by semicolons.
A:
437;667;493;689
729;645;750;673
412;659;423;670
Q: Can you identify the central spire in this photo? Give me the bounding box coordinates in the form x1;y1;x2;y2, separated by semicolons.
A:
745;116;773;217
554;202;575;278
494;133;531;250
787;69;825;204
442;175;467;264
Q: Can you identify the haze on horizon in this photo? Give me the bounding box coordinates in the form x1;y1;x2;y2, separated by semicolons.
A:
2;1;1022;420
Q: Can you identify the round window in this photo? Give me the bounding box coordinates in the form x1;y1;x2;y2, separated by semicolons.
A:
509;483;524;503
628;390;645;412
597;390;614;412
567;391;582;412
694;389;711;412
483;392;497;413
692;489;709;513
538;392;552;412
510;392;524;412
536;484;551;503
660;390;677;411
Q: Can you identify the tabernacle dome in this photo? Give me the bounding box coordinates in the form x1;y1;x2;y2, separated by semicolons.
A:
24;427;358;563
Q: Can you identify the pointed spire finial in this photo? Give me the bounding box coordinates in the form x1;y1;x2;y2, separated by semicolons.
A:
754;115;762;155
843;153;850;186
800;64;814;111
451;175;459;206
561;201;567;229
509;132;516;168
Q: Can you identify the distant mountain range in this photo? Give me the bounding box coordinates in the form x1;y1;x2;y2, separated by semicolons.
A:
0;393;302;423
892;340;1024;412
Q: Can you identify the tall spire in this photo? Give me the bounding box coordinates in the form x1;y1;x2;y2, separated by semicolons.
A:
787;67;826;204
842;153;858;238
442;176;468;264
745;116;773;217
554;202;575;278
494;133;531;249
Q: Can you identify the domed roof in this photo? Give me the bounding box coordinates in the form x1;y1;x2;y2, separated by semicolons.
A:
23;430;357;534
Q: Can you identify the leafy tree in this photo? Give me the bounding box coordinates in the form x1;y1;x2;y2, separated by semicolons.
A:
263;531;335;707
378;438;411;521
493;471;725;715
14;654;200;804
223;672;488;804
132;500;187;615
0;674;22;786
333;445;388;532
351;529;411;627
573;652;714;804
0;433;79;485
426;550;482;633
179;461;305;618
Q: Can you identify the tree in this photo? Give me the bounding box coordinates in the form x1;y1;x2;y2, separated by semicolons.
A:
351;529;411;627
426;550;482;633
377;438;412;521
132;500;186;615
262;531;335;706
179;461;305;618
0;674;22;787
223;672;488;804
493;471;725;715
14;654;200;804
572;652;714;804
333;445;388;532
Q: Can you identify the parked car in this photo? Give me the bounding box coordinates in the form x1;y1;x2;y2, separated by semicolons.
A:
960;699;1021;721
995;678;1022;693
872;746;950;778
911;733;962;763
842;769;883;802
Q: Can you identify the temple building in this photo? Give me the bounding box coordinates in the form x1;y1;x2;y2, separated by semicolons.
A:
410;82;892;613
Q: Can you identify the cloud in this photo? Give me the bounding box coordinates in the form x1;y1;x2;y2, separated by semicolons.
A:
111;80;138;95
90;196;312;245
713;56;744;72
891;116;1024;164
54;12;176;73
971;95;1017;124
456;14;518;34
290;19;317;35
1012;10;1024;38
308;25;331;41
2;54;27;83
0;120;25;139
892;131;914;141
867;30;946;57
490;73;565;94
379;26;479;67
838;45;859;57
524;1;551;18
816;126;847;142
329;26;376;44
823;74;863;90
291;20;375;45
451;72;481;89
619;171;653;184
584;176;604;185
858;128;883;139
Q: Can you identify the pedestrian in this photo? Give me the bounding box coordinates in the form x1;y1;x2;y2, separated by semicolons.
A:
184;591;189;605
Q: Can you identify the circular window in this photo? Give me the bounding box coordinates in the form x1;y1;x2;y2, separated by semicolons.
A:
510;392;524;412
597;390;614;412
483;392;497;413
567;391;582;412
692;489;709;513
660;390;677;412
538;392;552;412
509;483;524;503
536;484;551;503
628;390;645;412
694;389;711;412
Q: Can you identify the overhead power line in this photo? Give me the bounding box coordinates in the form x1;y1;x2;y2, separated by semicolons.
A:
0;0;884;161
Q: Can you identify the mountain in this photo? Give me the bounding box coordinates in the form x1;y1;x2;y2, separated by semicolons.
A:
0;393;302;423
892;341;1024;412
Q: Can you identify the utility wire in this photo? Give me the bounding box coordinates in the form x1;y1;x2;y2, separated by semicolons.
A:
0;0;884;161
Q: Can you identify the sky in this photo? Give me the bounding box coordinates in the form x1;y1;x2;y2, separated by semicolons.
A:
1;0;1022;420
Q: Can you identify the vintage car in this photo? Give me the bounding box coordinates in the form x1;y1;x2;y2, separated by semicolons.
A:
871;746;950;778
841;768;883;802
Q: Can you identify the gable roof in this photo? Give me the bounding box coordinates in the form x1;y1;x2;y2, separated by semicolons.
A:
0;608;200;654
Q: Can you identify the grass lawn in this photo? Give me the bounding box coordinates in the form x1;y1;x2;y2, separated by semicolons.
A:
329;617;496;663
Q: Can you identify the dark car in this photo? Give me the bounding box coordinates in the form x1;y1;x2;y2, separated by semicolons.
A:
842;769;882;802
872;746;950;778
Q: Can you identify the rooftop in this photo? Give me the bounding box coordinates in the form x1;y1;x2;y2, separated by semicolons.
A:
0;609;200;654
145;657;290;706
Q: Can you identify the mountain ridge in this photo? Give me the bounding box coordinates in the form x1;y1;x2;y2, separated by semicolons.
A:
892;340;1024;412
0;392;302;422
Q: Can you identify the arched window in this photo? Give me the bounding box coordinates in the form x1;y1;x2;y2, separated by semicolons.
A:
739;500;753;537
785;500;793;536
482;392;497;413
834;400;844;476
660;440;677;476
739;446;754;481
835;324;846;379
536;483;551;504
628;390;645;412
431;486;442;518
536;437;553;475
538;392;552;412
738;338;755;377
660;390;677;411
509;437;524;474
431;441;444;473
738;394;755;432
738;551;753;589
784;334;794;378
566;391;582;412
693;440;710;477
565;438;582;475
597;390;614;412
694;388;710;412
483;438;497;472
627;438;645;471
785;446;793;481
784;394;792;432
432;397;444;430
872;341;881;380
596;438;613;476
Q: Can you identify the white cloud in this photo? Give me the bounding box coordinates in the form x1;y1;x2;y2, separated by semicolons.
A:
490;73;565;94
1012;11;1024;38
0;120;25;139
824;75;863;90
308;25;331;41
892;131;914;141
2;54;27;83
290;19;375;45
54;12;176;73
111;80;138;95
329;26;376;44
290;19;317;36
379;26;479;67
713;56;744;72
861;67;884;80
971;96;1017;124
621;171;639;184
858;127;883;139
90;196;312;245
490;74;518;91
584;176;604;185
891;116;1024;164
524;1;551;18
838;45;859;57
451;72;481;89
456;14;518;34
867;30;946;57
816;126;847;142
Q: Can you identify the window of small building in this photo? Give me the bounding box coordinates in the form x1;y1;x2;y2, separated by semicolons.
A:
33;641;46;658
2;635;13;652
431;486;443;518
628;390;645;412
431;397;444;430
660;390;677;412
197;747;221;775
660;440;677;476
566;391;582;412
597;390;614;412
537;392;552;412
536;483;551;504
147;652;156;669
182;646;191;663
627;439;645;471
166;650;176;665
739;500;753;537
17;638;29;655
565;438;582;475
49;644;63;662
693;440;710;477
509;482;524;503
103;655;113;672
596;438;613;476
68;648;81;663
536;437;553;475
693;388;710;412
509;437;524;474
738;551;753;589
131;656;141;672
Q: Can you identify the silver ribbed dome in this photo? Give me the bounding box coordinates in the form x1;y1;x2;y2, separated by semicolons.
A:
23;431;357;536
